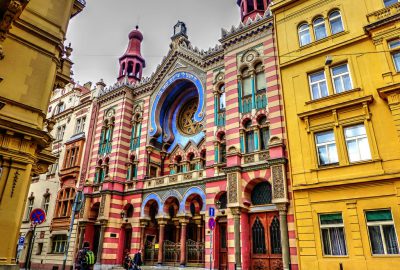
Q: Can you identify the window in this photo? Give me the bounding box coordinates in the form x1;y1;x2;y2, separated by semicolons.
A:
75;116;86;134
329;11;344;34
55;188;75;218
366;210;399;255
52;235;67;253
243;76;252;97
344;125;371;162
331;64;352;93
315;130;338;165
313;17;327;40
26;197;34;221
219;84;226;111
127;156;137;180
298;23;311;46
54;103;65;115
384;0;399;7
43;195;50;215
270;216;282;254
320;213;347;256
258;116;270;150
55;125;66;141
389;39;400;72
244;121;255;153
255;64;266;91
309;71;328;99
36;243;43;255
251;182;272;205
256;0;264;9
247;0;254;12
252;217;266;254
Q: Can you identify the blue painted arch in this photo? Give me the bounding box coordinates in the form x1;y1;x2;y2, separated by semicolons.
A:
141;193;162;217
179;186;207;214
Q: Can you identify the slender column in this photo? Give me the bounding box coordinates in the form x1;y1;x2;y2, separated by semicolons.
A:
278;205;291;270
231;208;242;270
180;219;188;266
197;224;201;242
96;222;107;265
157;220;166;265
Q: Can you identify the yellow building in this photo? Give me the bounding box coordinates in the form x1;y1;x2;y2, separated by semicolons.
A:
0;1;84;269
271;0;400;269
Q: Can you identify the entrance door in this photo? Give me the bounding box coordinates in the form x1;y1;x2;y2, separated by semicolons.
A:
219;222;228;270
250;212;283;270
93;225;101;258
124;227;132;251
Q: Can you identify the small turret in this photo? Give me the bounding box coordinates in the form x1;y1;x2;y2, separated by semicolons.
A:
117;26;146;83
237;0;268;23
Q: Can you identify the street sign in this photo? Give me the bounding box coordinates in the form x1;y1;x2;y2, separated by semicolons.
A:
209;207;215;217
18;236;25;246
74;190;85;212
208;217;216;230
30;208;46;225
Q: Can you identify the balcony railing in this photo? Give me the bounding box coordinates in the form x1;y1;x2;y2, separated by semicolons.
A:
144;170;204;189
367;2;400;24
242;149;270;164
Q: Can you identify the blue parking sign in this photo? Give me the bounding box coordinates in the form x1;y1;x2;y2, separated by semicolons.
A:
18;236;24;245
209;207;215;217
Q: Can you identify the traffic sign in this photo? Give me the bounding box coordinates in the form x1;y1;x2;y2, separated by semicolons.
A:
30;208;46;225
208;217;216;230
209;207;215;217
18;236;25;245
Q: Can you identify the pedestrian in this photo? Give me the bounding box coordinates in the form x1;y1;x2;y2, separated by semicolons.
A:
132;249;142;270
123;249;131;270
75;241;95;270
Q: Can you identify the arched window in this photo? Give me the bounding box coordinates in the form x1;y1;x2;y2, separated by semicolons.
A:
127;61;134;76
126;204;134;218
313;17;327;40
329;10;344;34
135;63;141;78
54;102;65;115
219;133;227;163
216;192;227;210
121;62;126;76
130;115;142;150
298;23;311;46
256;0;265;10
42;193;50;215
188;153;196;171
244;120;255;153
175;156;183;173
252;217;266;254
200;150;206;169
55;188;75;218
251;182;272;205
241;67;253;114
127;155;137;180
219;84;226;111
258;116;270;150
270;216;282;254
99;117;115;154
255;63;266;92
247;0;255;12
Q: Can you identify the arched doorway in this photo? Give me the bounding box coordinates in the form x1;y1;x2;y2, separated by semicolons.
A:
246;181;283;270
215;191;228;270
163;197;181;265
143;199;159;265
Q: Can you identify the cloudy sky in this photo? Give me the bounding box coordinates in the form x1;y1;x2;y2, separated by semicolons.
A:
66;0;241;86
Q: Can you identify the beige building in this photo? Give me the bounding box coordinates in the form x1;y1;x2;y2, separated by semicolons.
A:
18;81;100;270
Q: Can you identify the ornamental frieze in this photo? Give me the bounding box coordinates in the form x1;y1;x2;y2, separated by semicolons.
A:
228;173;238;203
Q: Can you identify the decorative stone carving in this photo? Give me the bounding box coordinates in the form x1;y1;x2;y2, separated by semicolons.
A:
244;154;255;164
272;165;285;199
99;194;106;217
228;173;238;203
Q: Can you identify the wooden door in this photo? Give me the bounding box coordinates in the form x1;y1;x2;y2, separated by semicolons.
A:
124;227;132;251
219;222;228;270
250;212;283;270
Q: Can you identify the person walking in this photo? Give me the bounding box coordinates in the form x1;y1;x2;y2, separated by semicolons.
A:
132;249;142;270
123;249;131;270
75;241;95;270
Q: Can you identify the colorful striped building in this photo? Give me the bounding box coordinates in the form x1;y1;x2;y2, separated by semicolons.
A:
78;1;297;270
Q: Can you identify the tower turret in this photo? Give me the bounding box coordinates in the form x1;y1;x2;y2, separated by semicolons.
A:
237;0;268;23
117;26;146;83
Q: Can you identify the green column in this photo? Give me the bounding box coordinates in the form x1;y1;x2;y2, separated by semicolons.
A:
214;144;219;163
238;81;242;113
251;74;256;109
137;123;142;149
214;94;218;125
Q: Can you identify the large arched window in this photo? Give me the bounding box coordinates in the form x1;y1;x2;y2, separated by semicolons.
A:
298;23;311;46
329;10;344;34
313;17;327;40
55;188;75;218
241;67;253;114
99;116;115;155
251;182;272;205
255;63;267;110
